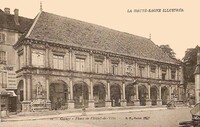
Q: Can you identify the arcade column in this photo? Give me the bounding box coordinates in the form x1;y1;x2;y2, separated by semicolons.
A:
120;82;127;107
67;78;75;109
157;85;162;106
105;81;111;107
134;84;140;106
146;84;152;106
22;75;31;112
88;78;95;108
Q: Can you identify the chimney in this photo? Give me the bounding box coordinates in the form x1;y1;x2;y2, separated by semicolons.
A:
14;9;20;25
4;8;10;14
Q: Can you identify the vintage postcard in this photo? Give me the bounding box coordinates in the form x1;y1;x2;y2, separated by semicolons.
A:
0;0;200;127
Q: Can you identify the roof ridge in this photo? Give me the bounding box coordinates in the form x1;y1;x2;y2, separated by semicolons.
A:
25;11;42;38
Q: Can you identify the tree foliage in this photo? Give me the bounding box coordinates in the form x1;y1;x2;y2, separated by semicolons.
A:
182;45;199;82
160;44;176;58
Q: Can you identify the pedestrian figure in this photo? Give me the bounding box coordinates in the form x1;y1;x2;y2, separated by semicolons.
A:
112;99;115;107
174;95;177;107
82;106;86;116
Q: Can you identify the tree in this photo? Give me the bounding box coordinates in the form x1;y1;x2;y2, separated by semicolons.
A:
160;44;176;58
182;46;199;83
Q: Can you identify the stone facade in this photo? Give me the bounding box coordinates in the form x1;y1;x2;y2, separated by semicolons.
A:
14;39;184;111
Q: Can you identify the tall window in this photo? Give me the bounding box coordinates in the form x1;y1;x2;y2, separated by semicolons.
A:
95;61;103;73
0;51;6;64
53;54;64;69
19;54;24;69
138;65;145;77
111;63;118;75
0;33;6;43
150;66;156;78
75;58;85;72
32;50;45;67
162;69;167;80
171;70;176;80
0;71;7;88
125;64;133;75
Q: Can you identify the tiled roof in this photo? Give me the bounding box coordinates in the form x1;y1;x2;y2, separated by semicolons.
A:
26;11;179;64
0;9;33;33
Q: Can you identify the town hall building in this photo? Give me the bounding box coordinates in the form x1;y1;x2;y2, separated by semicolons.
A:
4;10;184;112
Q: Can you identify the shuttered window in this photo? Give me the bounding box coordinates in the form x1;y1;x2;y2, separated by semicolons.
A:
0;71;7;88
0;51;6;64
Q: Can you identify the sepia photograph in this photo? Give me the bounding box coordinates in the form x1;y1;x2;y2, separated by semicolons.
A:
0;0;200;127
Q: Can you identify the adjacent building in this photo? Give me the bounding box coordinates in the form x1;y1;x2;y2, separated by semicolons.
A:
0;8;32;112
13;11;184;112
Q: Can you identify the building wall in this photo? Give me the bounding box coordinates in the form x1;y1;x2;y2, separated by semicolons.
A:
0;29;19;90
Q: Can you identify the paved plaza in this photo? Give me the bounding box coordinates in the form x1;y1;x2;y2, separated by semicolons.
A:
1;107;192;127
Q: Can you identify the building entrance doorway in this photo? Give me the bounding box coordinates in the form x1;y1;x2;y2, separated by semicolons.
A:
16;80;24;112
73;82;89;108
93;83;106;107
150;86;158;105
125;84;135;106
161;86;169;105
49;81;68;110
139;85;148;106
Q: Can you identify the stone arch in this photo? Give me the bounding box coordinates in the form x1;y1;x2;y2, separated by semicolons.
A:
150;85;159;105
49;80;68;110
161;86;169;105
73;81;89;108
138;85;148;106
125;82;135;106
16;80;24;111
110;83;121;107
93;82;106;107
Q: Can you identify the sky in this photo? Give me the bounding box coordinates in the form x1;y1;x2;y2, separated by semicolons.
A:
0;0;200;60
